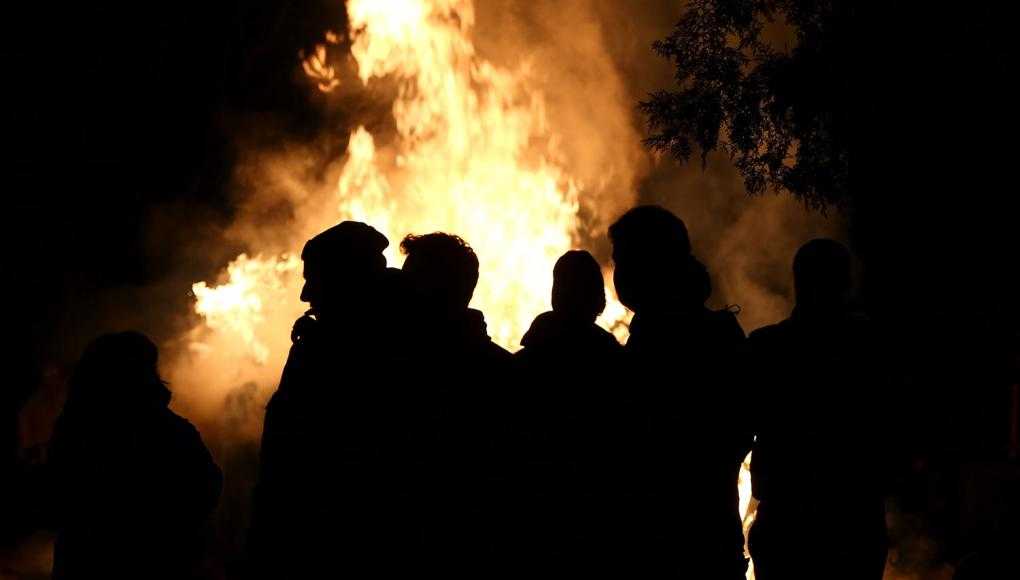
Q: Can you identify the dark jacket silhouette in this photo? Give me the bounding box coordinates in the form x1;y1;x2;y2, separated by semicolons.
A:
247;222;410;579
747;239;889;580
398;232;513;577
511;250;624;572
607;206;751;579
517;310;621;367
48;332;222;580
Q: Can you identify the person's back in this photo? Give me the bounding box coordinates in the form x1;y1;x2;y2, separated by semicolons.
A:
516;250;622;369
512;250;623;572
399;233;513;577
608;206;750;579
747;239;889;580
401;233;512;370
49;332;222;580
622;287;750;579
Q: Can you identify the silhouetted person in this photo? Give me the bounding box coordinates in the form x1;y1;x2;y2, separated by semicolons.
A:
0;329;36;545
248;221;408;579
747;239;889;580
517;250;622;367
608;205;750;579
401;233;512;368
48;332;222;580
513;250;623;573
399;233;512;576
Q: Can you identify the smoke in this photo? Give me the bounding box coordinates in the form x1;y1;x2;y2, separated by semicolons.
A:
475;0;841;330
474;0;649;235
647;157;842;331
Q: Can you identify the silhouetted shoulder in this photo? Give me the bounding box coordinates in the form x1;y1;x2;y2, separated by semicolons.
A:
158;411;219;467
485;340;514;364
748;320;790;344
518;310;622;358
707;308;746;343
587;322;623;354
519;311;562;348
154;408;223;510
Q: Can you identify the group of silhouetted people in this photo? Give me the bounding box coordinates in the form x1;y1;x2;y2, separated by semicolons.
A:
47;206;893;579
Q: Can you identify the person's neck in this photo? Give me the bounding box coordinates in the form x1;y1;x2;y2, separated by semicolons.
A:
313;308;374;330
792;300;846;321
638;301;704;319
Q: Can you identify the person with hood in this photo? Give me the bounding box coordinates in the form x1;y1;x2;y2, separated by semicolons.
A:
747;239;889;580
511;250;623;573
516;249;622;368
607;205;751;579
48;332;222;580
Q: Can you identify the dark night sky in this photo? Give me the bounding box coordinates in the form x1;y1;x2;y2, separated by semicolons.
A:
2;2;324;370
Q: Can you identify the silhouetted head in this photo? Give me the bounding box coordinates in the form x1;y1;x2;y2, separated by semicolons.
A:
680;255;712;307
300;221;389;318
551;250;606;324
401;233;479;314
793;238;852;313
608;205;693;313
67;331;170;414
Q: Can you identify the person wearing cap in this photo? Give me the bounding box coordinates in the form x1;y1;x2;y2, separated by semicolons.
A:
247;221;408;579
511;250;623;575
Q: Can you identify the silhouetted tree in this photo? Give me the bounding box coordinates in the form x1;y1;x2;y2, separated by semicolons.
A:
641;0;850;208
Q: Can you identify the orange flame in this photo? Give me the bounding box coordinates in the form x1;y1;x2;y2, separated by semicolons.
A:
177;0;630;413
738;451;758;580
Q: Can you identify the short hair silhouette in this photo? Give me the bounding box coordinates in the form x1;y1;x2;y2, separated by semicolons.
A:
551;250;606;323
793;238;852;307
608;205;691;258
401;233;479;310
299;221;389;312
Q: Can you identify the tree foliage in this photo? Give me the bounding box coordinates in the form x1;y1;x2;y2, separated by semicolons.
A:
641;0;850;208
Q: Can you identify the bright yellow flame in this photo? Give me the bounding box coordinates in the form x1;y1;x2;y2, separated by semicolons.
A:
738;451;758;580
180;0;630;415
192;253;302;365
